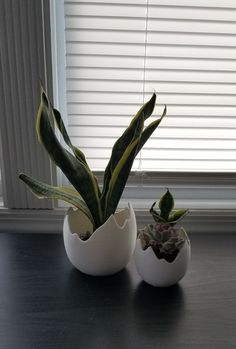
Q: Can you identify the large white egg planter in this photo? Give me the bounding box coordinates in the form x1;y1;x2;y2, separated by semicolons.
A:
134;237;191;287
63;204;137;276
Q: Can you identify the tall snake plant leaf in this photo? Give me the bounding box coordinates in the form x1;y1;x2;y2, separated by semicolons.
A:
102;112;144;219
103;137;141;221
103;110;166;220
102;96;166;219
19;173;94;226
136;106;167;154
52;107;88;166
39;87;87;169
36;90;103;228
101;93;156;211
51;107;101;197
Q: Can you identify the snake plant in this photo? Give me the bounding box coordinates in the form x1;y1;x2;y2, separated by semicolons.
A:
19;89;166;231
149;189;189;224
138;189;189;262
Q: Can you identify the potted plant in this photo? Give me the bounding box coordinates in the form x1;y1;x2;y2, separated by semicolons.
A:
134;189;191;287
19;89;166;276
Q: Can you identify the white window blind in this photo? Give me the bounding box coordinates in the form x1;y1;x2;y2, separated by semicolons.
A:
63;0;236;173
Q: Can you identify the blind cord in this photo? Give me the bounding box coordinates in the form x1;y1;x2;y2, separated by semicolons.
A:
137;0;149;179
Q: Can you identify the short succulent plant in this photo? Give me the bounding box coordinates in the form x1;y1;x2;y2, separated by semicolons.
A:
138;189;189;263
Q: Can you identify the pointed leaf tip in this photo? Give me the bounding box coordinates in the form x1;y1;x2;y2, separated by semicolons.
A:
159;189;174;221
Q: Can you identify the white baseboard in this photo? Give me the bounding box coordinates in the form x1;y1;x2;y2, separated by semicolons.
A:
0;208;65;233
0;208;236;234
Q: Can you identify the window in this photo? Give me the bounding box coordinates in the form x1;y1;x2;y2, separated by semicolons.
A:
51;0;236;210
0;0;235;234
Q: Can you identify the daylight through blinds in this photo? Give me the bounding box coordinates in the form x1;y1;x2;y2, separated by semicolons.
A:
64;0;236;172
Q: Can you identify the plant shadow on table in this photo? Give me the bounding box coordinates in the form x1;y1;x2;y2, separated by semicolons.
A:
133;281;185;339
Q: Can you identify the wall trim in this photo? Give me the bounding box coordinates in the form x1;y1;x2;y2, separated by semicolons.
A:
0;208;235;234
135;209;236;233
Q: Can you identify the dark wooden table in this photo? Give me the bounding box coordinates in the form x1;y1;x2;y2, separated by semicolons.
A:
0;233;235;349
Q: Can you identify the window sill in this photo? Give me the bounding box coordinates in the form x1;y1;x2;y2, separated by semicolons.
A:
0;207;235;234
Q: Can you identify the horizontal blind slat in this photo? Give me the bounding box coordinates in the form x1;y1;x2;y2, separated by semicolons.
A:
75;147;236;160
66;0;236;8
140;160;236;171
67;80;236;94
65;3;146;17
142;149;236;160
68;115;236;128
66;42;236;59
67;92;236;105
71;137;235;150
65;5;236;22
149;0;236;8
66;17;236;35
67;104;236;116
149;7;236;22
66;30;236;47
68;126;236;139
66;67;236;82
67;56;236;71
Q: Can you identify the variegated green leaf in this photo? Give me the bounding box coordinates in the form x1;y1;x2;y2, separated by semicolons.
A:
103;137;140;220
101;93;156;210
168;209;189;223
159;189;175;221
52;107;88;167
19;173;94;226
135;92;157;122
149;203;166;223
136;106;167;154
51;107;101;198
36;90;102;228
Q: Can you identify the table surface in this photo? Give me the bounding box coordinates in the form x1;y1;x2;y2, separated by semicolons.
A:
0;233;235;349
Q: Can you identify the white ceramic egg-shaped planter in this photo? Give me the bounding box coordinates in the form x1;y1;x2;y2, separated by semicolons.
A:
134;236;191;287
63;203;137;276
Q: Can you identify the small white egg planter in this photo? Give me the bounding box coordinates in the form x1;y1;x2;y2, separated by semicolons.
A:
134;236;191;287
63;203;137;276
